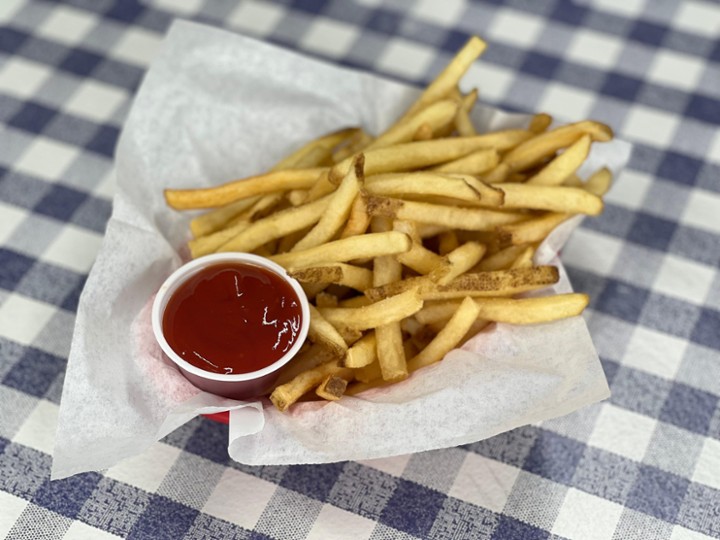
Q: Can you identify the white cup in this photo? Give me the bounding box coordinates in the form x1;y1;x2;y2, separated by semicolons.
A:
151;252;310;400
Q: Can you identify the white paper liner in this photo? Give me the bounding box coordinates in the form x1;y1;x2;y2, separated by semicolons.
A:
52;20;631;479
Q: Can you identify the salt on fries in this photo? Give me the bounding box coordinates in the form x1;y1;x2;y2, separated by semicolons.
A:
164;36;614;412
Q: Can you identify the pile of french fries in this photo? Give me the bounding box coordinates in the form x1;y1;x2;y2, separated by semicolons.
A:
164;36;614;412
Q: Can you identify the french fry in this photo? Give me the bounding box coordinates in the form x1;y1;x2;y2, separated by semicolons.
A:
274;127;362;170
585;167;613;197
340;193;371;238
354;360;382;383
373;248;408;381
438;230;460;255
416;294;590;326
500;183;604;215
292;155;364;251
367;172;504;207
528;113;553;134
454;88;479;137
413;123;434;141
271;231;411;269
482;162;511;184
398;36;486;121
289;263;373;291
207;195;331;256
318;288;423;330
502;121;612;173
315;291;338;308
429;148;499;175
430;241;486;285
367;99;459;150
365;266;559;302
393;220;445;274
497;213;571;246
189;195;260;238
407;296;481;372
274;343;340;387
343;332;377;368
308;304;349;357
330;131;532;183
509;246;535;269
316;375;349;401
366;196;526;231
474;244;530;271
270;361;354;412
165;168;325;210
526;134;591;186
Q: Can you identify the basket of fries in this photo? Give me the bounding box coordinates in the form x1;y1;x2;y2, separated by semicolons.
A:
53;21;630;478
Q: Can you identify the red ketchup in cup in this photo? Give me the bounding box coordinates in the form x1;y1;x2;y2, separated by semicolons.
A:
152;253;310;400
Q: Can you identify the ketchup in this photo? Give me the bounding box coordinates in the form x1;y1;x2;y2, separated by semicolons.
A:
162;262;303;375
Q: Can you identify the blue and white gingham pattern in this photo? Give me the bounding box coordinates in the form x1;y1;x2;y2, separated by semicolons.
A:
1;0;719;538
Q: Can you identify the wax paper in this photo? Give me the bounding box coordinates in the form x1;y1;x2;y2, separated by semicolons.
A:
53;20;631;479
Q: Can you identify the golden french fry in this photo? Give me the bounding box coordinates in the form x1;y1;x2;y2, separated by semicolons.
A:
416;293;589;326
343;332;377;368
528;113;552;134
393;220;446;274
526;134;591;186
289;263;373;291
354;360;382;383
315;374;349;401
365;173;473;203
585;167;613;197
438;230;460;255
376;322;407;381
429;148;499;175
365;266;559;301
205;195;330;256
407;296;481;372
315;291;338;308
430;241;486;285
509;246;535;269
189;195;261;238
274;343;340;387
330;131;532;183
340;193;371;238
482;162;511;184
332;129;374;163
366;196;526;231
474;244;529;271
304;170;336;203
308;304;348;357
497;213;571;246
292;155;364;251
502;121;612;173
165;168;325;210
338;295;372;308
500;183;604;215
367;100;459;150
318;288;423;330
453;88;479;137
270;361;353;412
273;127;361;171
271;231;411;269
399;36;486;121
413;123;434;141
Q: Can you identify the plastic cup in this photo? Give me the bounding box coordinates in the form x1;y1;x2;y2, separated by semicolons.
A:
151;252;310;400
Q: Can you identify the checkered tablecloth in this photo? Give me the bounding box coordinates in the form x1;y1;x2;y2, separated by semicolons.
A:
1;0;719;538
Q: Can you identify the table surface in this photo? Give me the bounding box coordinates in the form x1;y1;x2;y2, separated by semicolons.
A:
1;0;719;539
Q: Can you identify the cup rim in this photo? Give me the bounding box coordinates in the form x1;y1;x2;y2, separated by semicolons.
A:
151;252;310;382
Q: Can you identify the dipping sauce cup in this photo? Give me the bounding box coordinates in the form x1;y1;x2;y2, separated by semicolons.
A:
151;253;310;400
